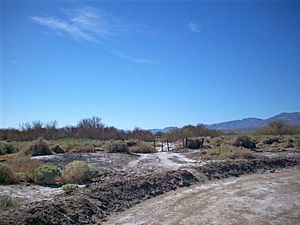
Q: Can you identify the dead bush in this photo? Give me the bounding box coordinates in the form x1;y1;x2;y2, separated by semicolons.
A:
51;145;65;154
0;164;15;184
106;141;129;153
20;138;52;156
233;136;256;149
7;155;43;182
130;142;157;153
206;144;254;159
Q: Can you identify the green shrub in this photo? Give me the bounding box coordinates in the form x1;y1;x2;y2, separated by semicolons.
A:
62;183;78;193
34;164;61;185
0;195;18;210
0;164;15;184
106;141;129;153
62;161;90;184
0;144;16;155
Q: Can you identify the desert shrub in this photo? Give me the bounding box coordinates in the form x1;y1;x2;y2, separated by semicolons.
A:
233;136;256;149
0;164;15;184
62;183;78;193
210;137;224;147
34;164;61;185
106;141;129;153
0;195;18;210
207;144;254;159
0;144;16;155
51;145;65;154
20;138;52;156
130;142;157;153
254;121;300;135
62;161;90;184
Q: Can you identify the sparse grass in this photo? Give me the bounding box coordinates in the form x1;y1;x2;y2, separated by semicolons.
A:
62;160;91;184
129;142;157;153
65;145;95;153
0;195;18;210
34;164;61;185
206;144;255;159
106;140;129;153
0;164;16;184
0;153;18;162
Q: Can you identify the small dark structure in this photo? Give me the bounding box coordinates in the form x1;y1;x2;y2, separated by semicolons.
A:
185;138;204;149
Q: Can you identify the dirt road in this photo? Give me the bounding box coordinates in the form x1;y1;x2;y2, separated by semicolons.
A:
105;168;300;225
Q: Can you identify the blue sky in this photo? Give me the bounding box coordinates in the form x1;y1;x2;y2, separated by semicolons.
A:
1;1;300;129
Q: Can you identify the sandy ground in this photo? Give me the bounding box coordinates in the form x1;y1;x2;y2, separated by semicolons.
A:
0;184;62;204
104;168;300;225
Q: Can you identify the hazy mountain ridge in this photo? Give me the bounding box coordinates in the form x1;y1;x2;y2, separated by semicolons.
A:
149;112;300;133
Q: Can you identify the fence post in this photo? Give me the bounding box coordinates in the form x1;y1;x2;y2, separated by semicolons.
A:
167;140;170;151
185;137;188;148
200;138;204;149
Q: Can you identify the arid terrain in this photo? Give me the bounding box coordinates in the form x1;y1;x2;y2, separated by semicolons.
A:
105;168;300;225
1;135;300;225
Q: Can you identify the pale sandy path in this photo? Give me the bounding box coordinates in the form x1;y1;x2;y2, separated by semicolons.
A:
104;168;300;225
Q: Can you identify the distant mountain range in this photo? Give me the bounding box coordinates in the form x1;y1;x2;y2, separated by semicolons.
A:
149;112;300;133
148;127;178;134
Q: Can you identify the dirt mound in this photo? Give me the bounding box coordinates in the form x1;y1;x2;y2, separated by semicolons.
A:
21;139;52;156
1;157;299;225
1;170;197;225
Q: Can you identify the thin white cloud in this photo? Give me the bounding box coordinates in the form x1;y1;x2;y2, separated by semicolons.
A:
31;16;97;42
31;7;156;65
111;51;159;65
189;22;200;33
